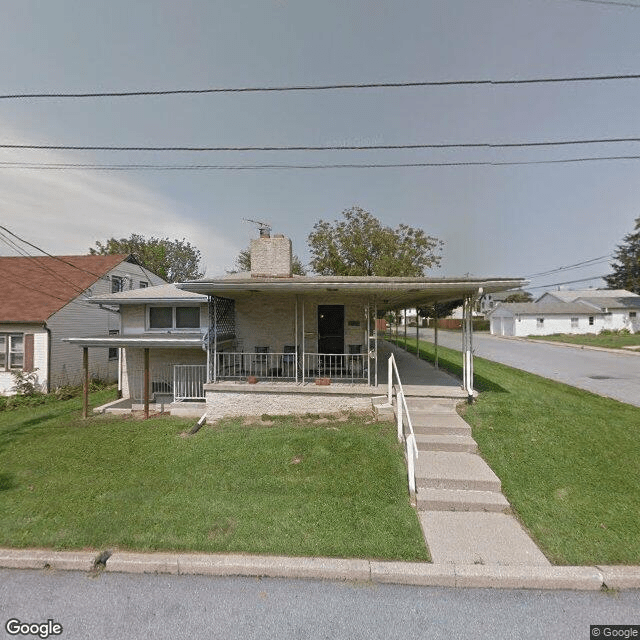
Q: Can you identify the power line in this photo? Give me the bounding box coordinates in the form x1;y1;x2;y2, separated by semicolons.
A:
4;73;640;100
570;0;640;7
3;155;640;170
527;275;607;290
526;254;613;278
3;137;640;152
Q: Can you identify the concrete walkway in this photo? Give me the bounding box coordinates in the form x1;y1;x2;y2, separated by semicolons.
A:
406;395;550;567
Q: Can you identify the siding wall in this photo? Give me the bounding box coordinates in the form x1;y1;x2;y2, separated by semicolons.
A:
0;324;48;394
49;260;165;389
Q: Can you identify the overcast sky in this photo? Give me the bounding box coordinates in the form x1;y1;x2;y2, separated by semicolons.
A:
1;0;639;291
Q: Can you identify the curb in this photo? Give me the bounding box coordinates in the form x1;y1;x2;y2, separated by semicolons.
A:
1;549;639;591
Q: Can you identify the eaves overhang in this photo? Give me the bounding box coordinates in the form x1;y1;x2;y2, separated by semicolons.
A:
176;276;528;310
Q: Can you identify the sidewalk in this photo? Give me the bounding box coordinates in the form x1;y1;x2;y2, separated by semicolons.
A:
1;547;639;590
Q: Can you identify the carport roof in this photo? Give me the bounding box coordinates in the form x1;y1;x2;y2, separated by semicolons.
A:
176;275;527;310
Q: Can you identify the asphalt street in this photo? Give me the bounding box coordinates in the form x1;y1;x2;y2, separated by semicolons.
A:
1;569;639;640
412;329;640;407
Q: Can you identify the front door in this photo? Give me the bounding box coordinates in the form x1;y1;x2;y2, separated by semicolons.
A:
318;305;344;354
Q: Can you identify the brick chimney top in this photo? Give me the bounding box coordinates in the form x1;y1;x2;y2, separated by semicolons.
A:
250;235;293;278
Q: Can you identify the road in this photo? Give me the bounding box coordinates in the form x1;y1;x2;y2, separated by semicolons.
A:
412;329;640;407
1;569;639;640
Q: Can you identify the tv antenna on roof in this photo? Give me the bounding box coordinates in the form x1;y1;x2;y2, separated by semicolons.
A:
243;218;272;238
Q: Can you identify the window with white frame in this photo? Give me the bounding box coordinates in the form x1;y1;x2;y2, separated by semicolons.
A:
108;330;119;361
571;317;579;328
536;318;544;328
0;333;24;370
589;316;594;325
148;306;200;330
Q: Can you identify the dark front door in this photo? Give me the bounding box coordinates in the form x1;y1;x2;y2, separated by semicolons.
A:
318;305;344;354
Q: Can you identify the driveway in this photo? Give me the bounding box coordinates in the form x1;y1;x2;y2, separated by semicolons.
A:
412;329;640;408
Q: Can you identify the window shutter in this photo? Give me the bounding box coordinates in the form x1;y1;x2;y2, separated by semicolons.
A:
24;334;34;372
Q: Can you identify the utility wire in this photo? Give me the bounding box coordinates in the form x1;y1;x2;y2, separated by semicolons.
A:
3;137;640;152
570;0;640;7
4;73;640;99
3;155;640;170
526;254;612;278
527;275;607;290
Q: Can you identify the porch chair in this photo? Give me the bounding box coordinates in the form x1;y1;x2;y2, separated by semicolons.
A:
281;345;299;379
252;346;270;377
348;344;364;379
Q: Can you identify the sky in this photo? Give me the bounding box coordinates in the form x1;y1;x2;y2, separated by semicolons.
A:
1;0;640;292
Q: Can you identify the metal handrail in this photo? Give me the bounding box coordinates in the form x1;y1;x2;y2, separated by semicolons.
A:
387;352;418;496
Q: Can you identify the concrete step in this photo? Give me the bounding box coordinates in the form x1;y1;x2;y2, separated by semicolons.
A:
415;451;502;492
417;487;509;512
415;433;477;453
408;411;469;428
412;423;472;437
403;401;460;414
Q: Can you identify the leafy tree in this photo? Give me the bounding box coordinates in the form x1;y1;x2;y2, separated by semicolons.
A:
417;300;462;321
604;217;640;294
503;291;533;303
89;234;204;282
230;247;307;275
307;206;443;276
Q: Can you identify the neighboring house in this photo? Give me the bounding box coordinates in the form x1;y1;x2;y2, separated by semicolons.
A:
67;233;525;420
487;301;606;337
0;254;164;394
479;290;527;315
488;288;640;336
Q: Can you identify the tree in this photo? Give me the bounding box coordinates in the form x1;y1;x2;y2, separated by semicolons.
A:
230;246;307;275
417;300;462;321
307;206;443;276
503;291;533;303
89;234;205;283
604;217;640;294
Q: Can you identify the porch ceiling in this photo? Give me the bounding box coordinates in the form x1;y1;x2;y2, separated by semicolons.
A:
177;276;527;310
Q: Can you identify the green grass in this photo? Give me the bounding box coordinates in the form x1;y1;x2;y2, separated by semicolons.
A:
0;389;428;561
526;332;640;349
395;337;640;565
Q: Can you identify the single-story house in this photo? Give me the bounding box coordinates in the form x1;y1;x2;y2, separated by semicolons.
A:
66;233;525;421
488;288;640;337
0;254;164;394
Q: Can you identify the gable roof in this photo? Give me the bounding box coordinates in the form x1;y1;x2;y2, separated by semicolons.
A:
0;254;131;323
575;296;640;311
538;289;636;303
88;282;206;305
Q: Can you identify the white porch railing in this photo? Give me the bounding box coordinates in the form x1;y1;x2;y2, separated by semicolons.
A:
214;352;368;383
387;353;419;496
173;365;207;401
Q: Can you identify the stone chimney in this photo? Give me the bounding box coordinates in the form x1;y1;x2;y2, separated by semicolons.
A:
250;233;293;278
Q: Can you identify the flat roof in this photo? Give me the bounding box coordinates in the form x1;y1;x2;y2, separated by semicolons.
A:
177;275;527;309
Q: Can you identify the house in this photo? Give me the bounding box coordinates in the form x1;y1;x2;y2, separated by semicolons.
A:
487;288;640;337
0;254;164;394
67;232;525;421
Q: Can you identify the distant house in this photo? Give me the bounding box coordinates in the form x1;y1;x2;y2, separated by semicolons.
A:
0;254;165;394
487;288;640;337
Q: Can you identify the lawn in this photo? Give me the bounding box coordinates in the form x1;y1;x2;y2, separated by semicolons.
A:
526;332;640;350
0;388;428;561
395;337;640;566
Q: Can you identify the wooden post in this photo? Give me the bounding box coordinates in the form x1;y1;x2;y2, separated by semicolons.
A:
143;348;150;419
82;347;89;419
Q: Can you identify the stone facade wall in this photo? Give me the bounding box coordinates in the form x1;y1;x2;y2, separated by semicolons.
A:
205;390;372;422
250;235;292;277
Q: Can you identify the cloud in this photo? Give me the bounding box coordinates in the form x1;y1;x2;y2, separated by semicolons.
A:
0;125;238;276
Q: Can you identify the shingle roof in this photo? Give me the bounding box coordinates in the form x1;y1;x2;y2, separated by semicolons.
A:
575;296;640;310
89;282;206;305
540;289;636;303
0;254;130;323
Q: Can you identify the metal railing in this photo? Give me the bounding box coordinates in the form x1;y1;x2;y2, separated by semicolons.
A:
173;364;207;401
303;353;367;382
213;351;368;383
387;352;419;496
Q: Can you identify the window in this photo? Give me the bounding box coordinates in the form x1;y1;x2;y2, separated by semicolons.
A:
148;306;200;330
0;333;24;370
108;330;119;361
536;318;544;328
111;276;124;293
571;317;579;329
589;316;594;326
139;281;148;288
630;311;637;319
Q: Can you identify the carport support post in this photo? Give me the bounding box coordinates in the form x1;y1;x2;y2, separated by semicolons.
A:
434;308;439;369
143;348;150;419
82;347;89;419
